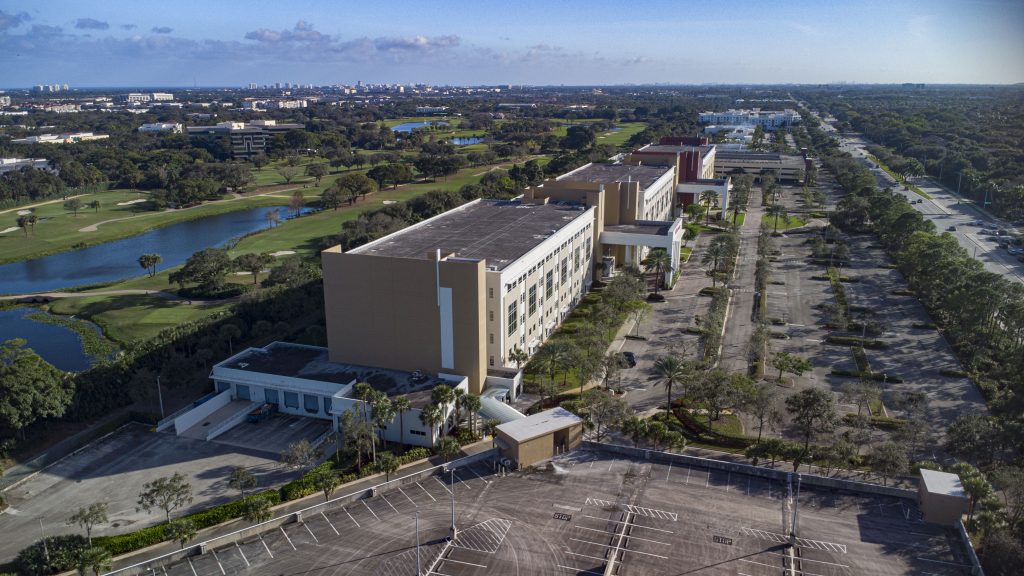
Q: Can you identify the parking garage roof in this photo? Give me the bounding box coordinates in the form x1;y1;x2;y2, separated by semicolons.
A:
557;163;672;190
349;199;592;271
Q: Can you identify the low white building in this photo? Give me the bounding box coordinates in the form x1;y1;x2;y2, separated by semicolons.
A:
699;108;800;130
138;122;183;133
10;132;109;144
0;158;51;173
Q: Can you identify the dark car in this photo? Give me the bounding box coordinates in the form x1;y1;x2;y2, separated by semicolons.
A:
621;351;637;368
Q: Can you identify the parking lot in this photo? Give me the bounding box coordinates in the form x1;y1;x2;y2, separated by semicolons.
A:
145;449;972;576
0;423;293;563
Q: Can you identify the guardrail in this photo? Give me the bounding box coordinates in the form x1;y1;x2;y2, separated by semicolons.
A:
205;401;260;441
101;449;497;576
309;427;334;450
957;519;985;576
154;405;192;432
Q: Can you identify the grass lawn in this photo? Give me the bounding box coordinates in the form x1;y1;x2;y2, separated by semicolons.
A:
48;294;231;344
732;213;746;227
764;215;807;231
867;155;933;200
594;122;647;147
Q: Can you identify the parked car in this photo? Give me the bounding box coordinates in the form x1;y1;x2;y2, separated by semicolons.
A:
1008;247;1022;255
947;226;957;232
620;351;637;368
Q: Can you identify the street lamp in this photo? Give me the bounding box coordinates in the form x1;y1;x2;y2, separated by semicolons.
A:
449;467;458;540
415;511;421;576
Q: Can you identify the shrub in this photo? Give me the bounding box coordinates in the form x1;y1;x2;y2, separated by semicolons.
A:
842;413;906;430
829;368;903;383
698;286;721;297
939;368;967;377
16;535;88;575
825;335;886;349
912;322;938;329
646;293;665;302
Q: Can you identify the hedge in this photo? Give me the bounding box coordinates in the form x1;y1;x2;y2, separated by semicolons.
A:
842;413;906;430
939;368;967;378
825;335;887;349
829;368;904;383
670;402;755;449
15;535;88;575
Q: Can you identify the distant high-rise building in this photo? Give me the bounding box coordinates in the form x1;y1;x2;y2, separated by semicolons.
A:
248;83;258;90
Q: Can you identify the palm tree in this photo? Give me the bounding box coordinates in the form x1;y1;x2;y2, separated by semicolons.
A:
699;190;718;225
461;394;482;437
419;404;443;448
77;546;112;576
392;395;412;452
766;203;789;233
652;355;687;415
452;387;466;430
137;253;162;278
430;384;455;436
701;237;729;287
642;248;672;294
16;215;31;237
621;416;649;448
508;346;529;372
373;397;396;450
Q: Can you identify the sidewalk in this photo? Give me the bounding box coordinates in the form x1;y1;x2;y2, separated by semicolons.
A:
719;205;764;373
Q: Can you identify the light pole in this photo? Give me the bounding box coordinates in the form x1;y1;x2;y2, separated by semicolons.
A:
38;518;50;565
792;473;803;542
449;468;458;540
156;375;164;419
415;511;421;576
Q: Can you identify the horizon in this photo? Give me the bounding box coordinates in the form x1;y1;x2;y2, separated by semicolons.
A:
3;0;1023;87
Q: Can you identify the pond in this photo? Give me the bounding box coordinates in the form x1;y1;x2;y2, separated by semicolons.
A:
391;121;449;133
0;307;102;371
449;137;484;146
0;205;314;295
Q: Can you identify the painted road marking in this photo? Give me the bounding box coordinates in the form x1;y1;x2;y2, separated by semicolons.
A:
186;558;198;576
380;492;399;514
321;511;340;535
211;550;226;575
557;564;602;575
303;522;319;543
467;466;488;483
434;476;453;495
741;527;847;553
279;527;296;550
554;503;581;512
666;461;672;480
259;534;274;558
581;515;675;534
398;486;417;507
440;558;487;568
569;537;668;559
452;471;471;490
235;542;249;567
417;481;438;501
576;526;670;545
361;499;381;521
344;507;361;528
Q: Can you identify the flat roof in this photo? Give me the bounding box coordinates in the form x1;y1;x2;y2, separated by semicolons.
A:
920;469;967;498
635;144;716;155
557;163;672;190
715;150;802;162
604;222;673;236
349;199;591;271
496;407;581;443
217;342;445;408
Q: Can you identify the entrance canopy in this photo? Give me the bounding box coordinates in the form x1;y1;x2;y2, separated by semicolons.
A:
600;218;684;284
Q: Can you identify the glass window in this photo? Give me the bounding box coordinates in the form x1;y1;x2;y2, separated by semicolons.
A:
264;388;279;405
304;394;319;414
561;258;568;285
284;391;299;409
236;384;250;401
545;270;554;298
323;396;332;414
507;301;518;336
528;285;537;315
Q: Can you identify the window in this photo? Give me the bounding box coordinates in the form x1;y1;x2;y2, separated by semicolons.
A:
489;333;494;344
411;429;427;436
488;287;493;299
528;285;537;315
585;237;592;255
574;246;581;270
507;301;518;336
236;384;250;401
323;396;332;414
545;270;553;298
303;394;319;414
264;388;279;404
561;258;568;285
489;310;494;322
284;391;299;409
489;356;494;366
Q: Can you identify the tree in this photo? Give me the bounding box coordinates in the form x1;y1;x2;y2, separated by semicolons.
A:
645;420;668;451
561;125;596;150
137;253;162;278
0;339;73;438
276;166;299;184
621;416;649;448
168;248;232;292
89;200;101;213
745;384;781;443
430;384;455;436
641;248;672;293
766;203;790;233
869;442;908;486
840;379;880;416
305;163;328;186
392;395;412;451
64;198;82;217
701;235;731;286
373;396;396;449
950;462;994;522
582;390;628;442
320;187;343;211
67;503;107;546
165;518;197;550
289;190;305;216
335;172;377;205
991;466;1024;529
281;439;320;470
437;436;461;462
944;414;1000;467
652;355;687;415
771;351;811;383
252;153;269;171
234;252;274;285
600;352;625;390
16;214;37;237
227;467;257;497
137;473;193;523
76;546;112;576
218;323;241;356
785;388;838;450
699;189;718;225
312;468;340;502
242;496;272;524
508;346;529;372
461;394;481;437
378;452;400;481
264;207;281;228
419;404;443;447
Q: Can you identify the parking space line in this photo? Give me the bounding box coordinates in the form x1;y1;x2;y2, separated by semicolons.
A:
361;499;381;520
343;506;361;527
454;471;472;490
685;465;690;484
581;515;675;534
320;511;340;535
557;564;602;575
666;461;672;480
186;558;198;576
566;551;608;563
466;466;488;483
434;476;453;495
575;526;670;545
380;492;400;514
303;522;320;543
211;550;226;575
440;558;487;568
398;486;418;507
726;472;730;491
279;527;296;550
569;537;668;559
259;534;274;559
235;542;249;567
417;481;438;501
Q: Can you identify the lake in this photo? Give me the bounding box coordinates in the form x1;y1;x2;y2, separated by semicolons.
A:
0;307;100;371
0;205;313;295
391;121;449;133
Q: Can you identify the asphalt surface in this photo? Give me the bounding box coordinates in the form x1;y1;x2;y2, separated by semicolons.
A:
147;448;972;576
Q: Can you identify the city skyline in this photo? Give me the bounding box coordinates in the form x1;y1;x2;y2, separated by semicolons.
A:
2;0;1022;88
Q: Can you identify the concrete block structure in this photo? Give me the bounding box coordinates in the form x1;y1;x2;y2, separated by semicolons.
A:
918;469;969;525
495;407;583;468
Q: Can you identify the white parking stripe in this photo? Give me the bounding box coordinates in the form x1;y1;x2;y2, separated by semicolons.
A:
380;492;400;513
557;564;602;575
566;551;608;563
344;507;361;528
321;511;340;535
569;538;668;559
666;461;672;480
211;550;226;575
452;471;471;490
434;476;453;495
186;558;198;576
303;522;319;543
398;486;417;507
440;558;487;568
361;499;381;520
259;534;274;558
417;481;438;501
467;466;488;483
279;527;296;550
235;542;249;567
575;526;670;545
580;515;675;534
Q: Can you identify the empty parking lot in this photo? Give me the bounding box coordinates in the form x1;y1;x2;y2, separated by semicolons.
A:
139;448;973;576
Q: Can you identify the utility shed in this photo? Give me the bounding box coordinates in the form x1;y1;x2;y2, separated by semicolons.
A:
495;407;583;468
918;469;969;525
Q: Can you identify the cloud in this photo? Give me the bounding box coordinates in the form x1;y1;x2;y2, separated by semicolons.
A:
121;24;136;30
374;35;460;52
0;10;30;31
30;24;64;36
74;18;109;30
245;20;325;43
151;26;173;34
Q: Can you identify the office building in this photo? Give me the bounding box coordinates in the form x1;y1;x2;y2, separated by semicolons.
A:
698;108;800;130
0;158;51;174
186;119;303;159
713;150;809;182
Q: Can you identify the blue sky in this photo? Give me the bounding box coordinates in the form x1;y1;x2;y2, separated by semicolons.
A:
1;0;1021;87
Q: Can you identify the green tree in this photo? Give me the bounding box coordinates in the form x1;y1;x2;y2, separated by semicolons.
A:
698;189;718;225
378;452;400;481
419;404;443;448
165;518;197;549
16;213;37;237
950;462;995;522
67;503;107;546
289;190;305;216
645;420;668;451
744;383;781;443
137;253;162;278
621;416;649;448
771;351;811;383
227;466;257;497
168;248;232;292
280;439;320;470
869;442;908;486
305;163;328;186
785;388;839;450
89;200;101;213
312;468;340;502
276;166;299;184
766;203;790;233
0;339;73;438
392;395;412;451
137;473;193;523
335;172;377;205
508;346;530;372
218;323;242;356
64;198;82;217
582;390;628;442
234;252;274;285
641;248;672;293
242;496;272;524
320;187;343;211
701;235;731;286
437;436;461;462
75;546;112;576
944;414;1000;467
652;355;687;415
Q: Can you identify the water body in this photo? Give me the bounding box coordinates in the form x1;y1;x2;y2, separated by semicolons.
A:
0;307;98;371
450;137;484;146
0;206;313;295
391;121;449;133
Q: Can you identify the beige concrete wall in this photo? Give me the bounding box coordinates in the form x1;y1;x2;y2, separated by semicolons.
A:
322;247;487;393
496;421;583;468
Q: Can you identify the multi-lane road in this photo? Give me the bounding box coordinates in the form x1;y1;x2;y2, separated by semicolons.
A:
833;133;1024;284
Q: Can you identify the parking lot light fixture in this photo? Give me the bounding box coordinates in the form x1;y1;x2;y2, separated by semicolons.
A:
450;467;458;540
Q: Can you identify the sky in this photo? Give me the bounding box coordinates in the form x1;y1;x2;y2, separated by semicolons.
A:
1;0;1022;88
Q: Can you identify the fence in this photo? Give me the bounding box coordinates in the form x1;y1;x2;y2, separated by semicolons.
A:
957;519;985;576
101;449;497;576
